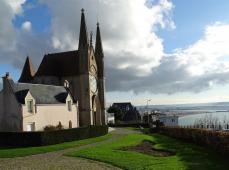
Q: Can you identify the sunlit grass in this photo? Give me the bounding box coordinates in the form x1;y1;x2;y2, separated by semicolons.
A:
67;133;229;170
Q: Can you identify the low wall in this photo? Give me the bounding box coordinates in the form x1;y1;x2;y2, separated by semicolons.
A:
159;127;229;156
0;125;108;147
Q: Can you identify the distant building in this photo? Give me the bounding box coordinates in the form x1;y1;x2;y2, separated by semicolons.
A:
159;114;179;127
142;111;161;124
112;102;133;112
111;102;141;123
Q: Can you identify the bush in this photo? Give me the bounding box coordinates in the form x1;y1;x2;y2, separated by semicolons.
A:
108;123;149;128
159;127;229;156
0;125;108;147
44;122;64;131
43;125;57;131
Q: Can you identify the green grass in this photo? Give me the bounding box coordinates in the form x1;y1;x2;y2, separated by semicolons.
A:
0;134;111;158
67;133;229;170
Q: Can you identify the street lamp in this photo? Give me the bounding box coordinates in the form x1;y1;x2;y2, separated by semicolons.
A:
146;99;151;124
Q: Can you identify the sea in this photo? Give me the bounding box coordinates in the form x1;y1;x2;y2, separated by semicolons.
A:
138;102;229;126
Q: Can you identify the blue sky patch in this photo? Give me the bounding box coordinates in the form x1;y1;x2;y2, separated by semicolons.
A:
13;0;51;33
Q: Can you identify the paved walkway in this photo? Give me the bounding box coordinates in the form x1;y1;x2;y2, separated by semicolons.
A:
0;128;137;170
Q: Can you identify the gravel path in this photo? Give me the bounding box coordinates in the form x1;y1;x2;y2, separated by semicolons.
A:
0;128;137;170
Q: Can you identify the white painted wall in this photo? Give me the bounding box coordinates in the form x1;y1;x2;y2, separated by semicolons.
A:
22;103;78;131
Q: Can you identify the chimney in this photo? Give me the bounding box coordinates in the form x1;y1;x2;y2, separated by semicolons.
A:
2;72;11;90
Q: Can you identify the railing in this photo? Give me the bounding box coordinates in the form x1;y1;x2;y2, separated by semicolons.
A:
178;124;229;131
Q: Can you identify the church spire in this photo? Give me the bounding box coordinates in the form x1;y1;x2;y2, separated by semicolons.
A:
95;22;104;59
78;8;89;49
18;56;35;83
95;22;104;78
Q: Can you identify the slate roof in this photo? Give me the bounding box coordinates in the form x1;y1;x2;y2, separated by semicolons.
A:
113;102;133;108
11;82;72;104
35;50;79;77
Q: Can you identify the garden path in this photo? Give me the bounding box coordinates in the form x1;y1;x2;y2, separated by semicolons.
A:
0;128;137;170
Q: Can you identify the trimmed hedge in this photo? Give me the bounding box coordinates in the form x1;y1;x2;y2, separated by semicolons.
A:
108;123;149;128
159;127;229;156
0;125;108;147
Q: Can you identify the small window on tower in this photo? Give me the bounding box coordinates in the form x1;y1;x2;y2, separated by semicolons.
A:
67;101;72;111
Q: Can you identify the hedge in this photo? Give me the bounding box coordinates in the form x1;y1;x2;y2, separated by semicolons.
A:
108;123;149;128
0;125;108;147
159;127;229;156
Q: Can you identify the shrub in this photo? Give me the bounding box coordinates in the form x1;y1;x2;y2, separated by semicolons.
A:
159;127;229;156
0;125;108;147
56;122;64;130
43;125;57;131
43;122;64;131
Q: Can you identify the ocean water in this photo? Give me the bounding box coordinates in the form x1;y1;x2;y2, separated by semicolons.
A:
138;102;229;126
179;112;229;126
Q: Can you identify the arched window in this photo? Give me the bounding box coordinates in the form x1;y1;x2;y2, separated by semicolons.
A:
69;120;72;128
64;80;69;88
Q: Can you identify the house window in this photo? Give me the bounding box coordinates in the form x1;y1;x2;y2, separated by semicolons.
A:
26;122;35;131
67;101;72;111
27;100;33;113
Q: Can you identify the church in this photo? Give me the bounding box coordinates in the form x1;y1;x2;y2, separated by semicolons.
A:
0;9;106;131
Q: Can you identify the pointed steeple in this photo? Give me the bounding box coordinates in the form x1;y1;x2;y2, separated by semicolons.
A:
18;56;35;83
78;8;89;49
95;22;104;78
95;22;104;58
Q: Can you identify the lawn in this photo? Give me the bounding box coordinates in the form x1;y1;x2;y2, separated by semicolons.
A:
67;132;229;170
0;134;111;158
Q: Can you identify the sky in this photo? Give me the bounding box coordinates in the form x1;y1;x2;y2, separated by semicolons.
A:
1;0;229;106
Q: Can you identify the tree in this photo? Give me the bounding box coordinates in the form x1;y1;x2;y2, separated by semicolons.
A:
107;106;124;121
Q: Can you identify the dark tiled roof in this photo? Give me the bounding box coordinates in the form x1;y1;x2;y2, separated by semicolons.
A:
12;83;71;104
35;50;79;77
113;102;132;107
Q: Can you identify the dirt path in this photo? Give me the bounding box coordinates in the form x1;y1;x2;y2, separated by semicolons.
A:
0;128;137;170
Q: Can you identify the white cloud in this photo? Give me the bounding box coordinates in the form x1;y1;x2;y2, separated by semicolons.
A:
21;21;32;31
41;0;175;76
0;0;25;64
6;0;26;15
173;22;229;76
2;0;229;96
116;22;229;94
0;0;53;68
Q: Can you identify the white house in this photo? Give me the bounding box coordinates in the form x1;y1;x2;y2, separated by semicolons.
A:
107;113;115;124
0;73;79;132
